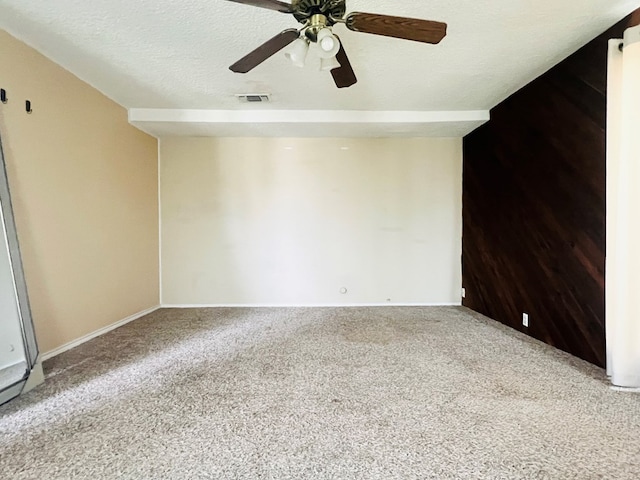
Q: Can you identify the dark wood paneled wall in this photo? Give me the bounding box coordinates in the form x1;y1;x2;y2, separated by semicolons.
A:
462;13;638;367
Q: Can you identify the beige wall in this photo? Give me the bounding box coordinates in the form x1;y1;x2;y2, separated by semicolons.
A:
0;31;159;354
161;137;462;306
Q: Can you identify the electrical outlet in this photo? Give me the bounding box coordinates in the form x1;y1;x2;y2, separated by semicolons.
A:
523;313;529;328
461;288;466;298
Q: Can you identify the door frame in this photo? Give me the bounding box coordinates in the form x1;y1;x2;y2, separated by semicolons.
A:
0;132;39;372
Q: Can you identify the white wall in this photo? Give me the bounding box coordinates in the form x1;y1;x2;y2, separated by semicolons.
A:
161;137;462;306
0;206;26;371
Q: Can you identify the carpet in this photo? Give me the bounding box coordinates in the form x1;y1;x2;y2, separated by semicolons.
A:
1;306;639;479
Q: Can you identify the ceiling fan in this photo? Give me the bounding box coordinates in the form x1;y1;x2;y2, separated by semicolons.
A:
225;0;447;88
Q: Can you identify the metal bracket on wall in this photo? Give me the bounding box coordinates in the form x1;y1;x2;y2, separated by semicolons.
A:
0;89;7;104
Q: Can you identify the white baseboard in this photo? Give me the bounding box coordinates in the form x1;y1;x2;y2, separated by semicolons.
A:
610;386;640;393
161;303;462;308
41;305;161;361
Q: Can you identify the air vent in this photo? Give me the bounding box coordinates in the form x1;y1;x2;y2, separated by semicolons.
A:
235;93;271;103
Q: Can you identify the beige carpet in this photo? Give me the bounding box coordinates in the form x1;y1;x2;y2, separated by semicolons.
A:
1;307;639;479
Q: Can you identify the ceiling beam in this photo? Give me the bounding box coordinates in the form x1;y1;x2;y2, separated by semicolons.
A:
128;109;490;138
129;108;489;125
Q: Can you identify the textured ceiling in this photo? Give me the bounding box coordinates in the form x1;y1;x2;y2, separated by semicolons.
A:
1;0;639;137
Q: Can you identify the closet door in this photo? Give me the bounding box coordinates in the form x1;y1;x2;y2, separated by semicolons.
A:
0;134;38;405
0;204;29;403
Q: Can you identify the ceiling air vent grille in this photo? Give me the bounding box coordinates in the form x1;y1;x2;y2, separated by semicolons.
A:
235;93;271;103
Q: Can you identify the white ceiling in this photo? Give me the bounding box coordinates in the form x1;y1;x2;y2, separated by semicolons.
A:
1;0;639;137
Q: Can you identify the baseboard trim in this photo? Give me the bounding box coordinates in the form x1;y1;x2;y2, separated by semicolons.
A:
610;386;640;393
161;303;462;308
41;305;161;361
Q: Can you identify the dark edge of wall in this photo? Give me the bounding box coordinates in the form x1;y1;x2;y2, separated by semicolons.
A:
462;13;638;367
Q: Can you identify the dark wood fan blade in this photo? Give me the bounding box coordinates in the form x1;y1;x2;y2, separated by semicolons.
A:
346;12;447;44
230;29;299;73
223;0;293;13
331;37;357;88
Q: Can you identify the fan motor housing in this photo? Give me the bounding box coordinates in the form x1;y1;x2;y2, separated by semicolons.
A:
292;0;346;25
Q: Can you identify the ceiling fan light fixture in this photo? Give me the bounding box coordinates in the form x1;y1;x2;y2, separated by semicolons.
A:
285;37;310;67
225;0;448;89
316;28;340;58
320;55;341;71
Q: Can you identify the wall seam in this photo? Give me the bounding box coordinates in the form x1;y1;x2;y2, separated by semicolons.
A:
161;303;463;308
158;138;163;306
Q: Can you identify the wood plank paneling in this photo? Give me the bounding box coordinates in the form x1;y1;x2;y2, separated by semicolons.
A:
462;13;638;367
